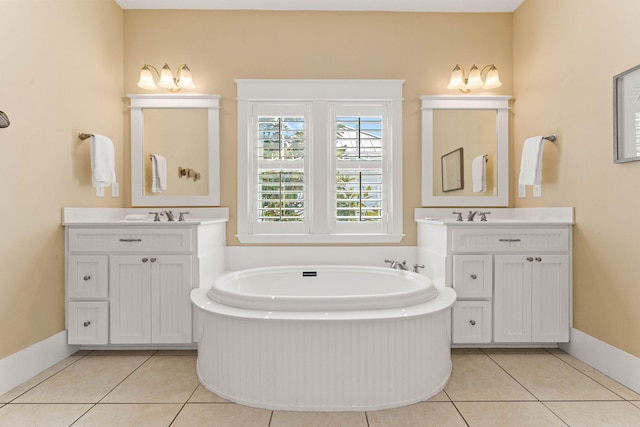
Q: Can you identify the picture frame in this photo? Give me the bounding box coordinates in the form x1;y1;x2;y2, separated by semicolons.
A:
613;64;640;163
441;147;464;192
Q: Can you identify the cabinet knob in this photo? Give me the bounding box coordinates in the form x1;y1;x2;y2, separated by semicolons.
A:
470;274;477;280
83;275;91;281
535;257;542;262
150;257;157;263
142;258;149;263
526;257;534;262
469;320;477;326
83;321;91;327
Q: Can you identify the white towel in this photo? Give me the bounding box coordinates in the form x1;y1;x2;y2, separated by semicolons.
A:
90;134;116;188
518;136;545;197
472;155;487;192
151;154;167;194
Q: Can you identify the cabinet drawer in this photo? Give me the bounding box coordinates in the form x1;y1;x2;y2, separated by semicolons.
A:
68;301;108;345
68;255;108;299
452;300;492;344
453;255;492;298
68;228;193;253
451;227;569;253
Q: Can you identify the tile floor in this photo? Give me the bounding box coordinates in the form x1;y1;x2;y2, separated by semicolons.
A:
1;348;640;426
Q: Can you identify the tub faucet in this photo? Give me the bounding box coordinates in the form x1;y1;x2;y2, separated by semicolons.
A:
467;211;479;221
384;259;409;270
161;210;175;221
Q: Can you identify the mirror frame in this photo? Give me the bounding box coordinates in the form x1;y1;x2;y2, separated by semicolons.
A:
421;95;511;207
128;94;221;207
613;64;640;163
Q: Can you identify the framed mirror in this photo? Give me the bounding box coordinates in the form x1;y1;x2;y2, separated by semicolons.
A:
421;95;511;207
128;94;221;206
614;64;640;163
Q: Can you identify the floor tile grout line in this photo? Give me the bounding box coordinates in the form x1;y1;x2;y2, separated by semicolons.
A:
539;400;572;427
267;409;274;427
95;350;158;405
2;350;91;404
478;348;541;403
450;401;471;427
546;348;632;401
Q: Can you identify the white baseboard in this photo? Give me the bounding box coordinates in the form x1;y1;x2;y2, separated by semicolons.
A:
0;331;79;396
560;328;640;394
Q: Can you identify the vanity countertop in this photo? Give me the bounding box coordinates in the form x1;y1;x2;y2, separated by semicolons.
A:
414;207;574;226
62;207;229;226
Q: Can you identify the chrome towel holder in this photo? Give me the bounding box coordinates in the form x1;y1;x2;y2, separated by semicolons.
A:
543;134;557;142
78;133;94;140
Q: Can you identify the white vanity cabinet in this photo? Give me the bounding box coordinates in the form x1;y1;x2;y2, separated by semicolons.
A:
416;208;573;346
64;213;227;348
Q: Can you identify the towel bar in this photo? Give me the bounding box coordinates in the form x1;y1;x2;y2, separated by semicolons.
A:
543;134;557;142
78;133;93;140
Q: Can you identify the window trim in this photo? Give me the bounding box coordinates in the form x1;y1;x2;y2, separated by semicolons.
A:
236;80;404;244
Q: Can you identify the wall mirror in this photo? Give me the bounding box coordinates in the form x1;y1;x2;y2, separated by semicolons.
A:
129;94;221;206
613;64;640;163
421;95;511;207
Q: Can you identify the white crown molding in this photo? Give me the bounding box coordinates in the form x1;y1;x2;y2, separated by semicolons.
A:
114;0;525;13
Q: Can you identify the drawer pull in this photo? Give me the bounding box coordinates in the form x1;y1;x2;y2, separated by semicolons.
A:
150;258;157;263
83;275;91;281
83;321;91;327
142;258;149;263
527;257;534;262
119;238;142;242
535;257;542;262
470;274;477;280
469;320;477;326
499;238;521;242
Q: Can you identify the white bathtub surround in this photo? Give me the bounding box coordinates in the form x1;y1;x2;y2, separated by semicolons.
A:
192;265;456;411
226;245;418;271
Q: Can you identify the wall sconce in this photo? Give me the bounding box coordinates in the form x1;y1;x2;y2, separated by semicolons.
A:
447;64;502;93
137;63;195;92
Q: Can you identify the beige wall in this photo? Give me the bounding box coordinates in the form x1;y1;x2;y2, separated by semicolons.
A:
123;10;514;246
513;0;640;357
0;0;124;359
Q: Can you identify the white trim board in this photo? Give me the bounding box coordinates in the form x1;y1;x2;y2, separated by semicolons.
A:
0;331;78;396
560;328;640;394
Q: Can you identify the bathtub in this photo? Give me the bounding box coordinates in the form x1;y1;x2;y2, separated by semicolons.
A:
191;265;456;412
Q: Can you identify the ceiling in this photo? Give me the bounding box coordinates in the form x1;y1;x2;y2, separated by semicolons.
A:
114;0;526;13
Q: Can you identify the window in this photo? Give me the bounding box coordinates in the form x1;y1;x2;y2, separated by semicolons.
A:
237;80;403;243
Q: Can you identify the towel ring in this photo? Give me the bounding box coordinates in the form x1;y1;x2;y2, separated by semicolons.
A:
79;133;93;140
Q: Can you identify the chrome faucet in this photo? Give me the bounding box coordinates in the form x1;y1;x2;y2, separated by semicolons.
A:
467;211;479;222
384;259;409;270
479;211;491;221
161;210;175;221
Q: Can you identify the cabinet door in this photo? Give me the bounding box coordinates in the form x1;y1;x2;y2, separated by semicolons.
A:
532;255;570;343
494;255;532;342
151;255;193;344
110;255;152;344
453;254;493;298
